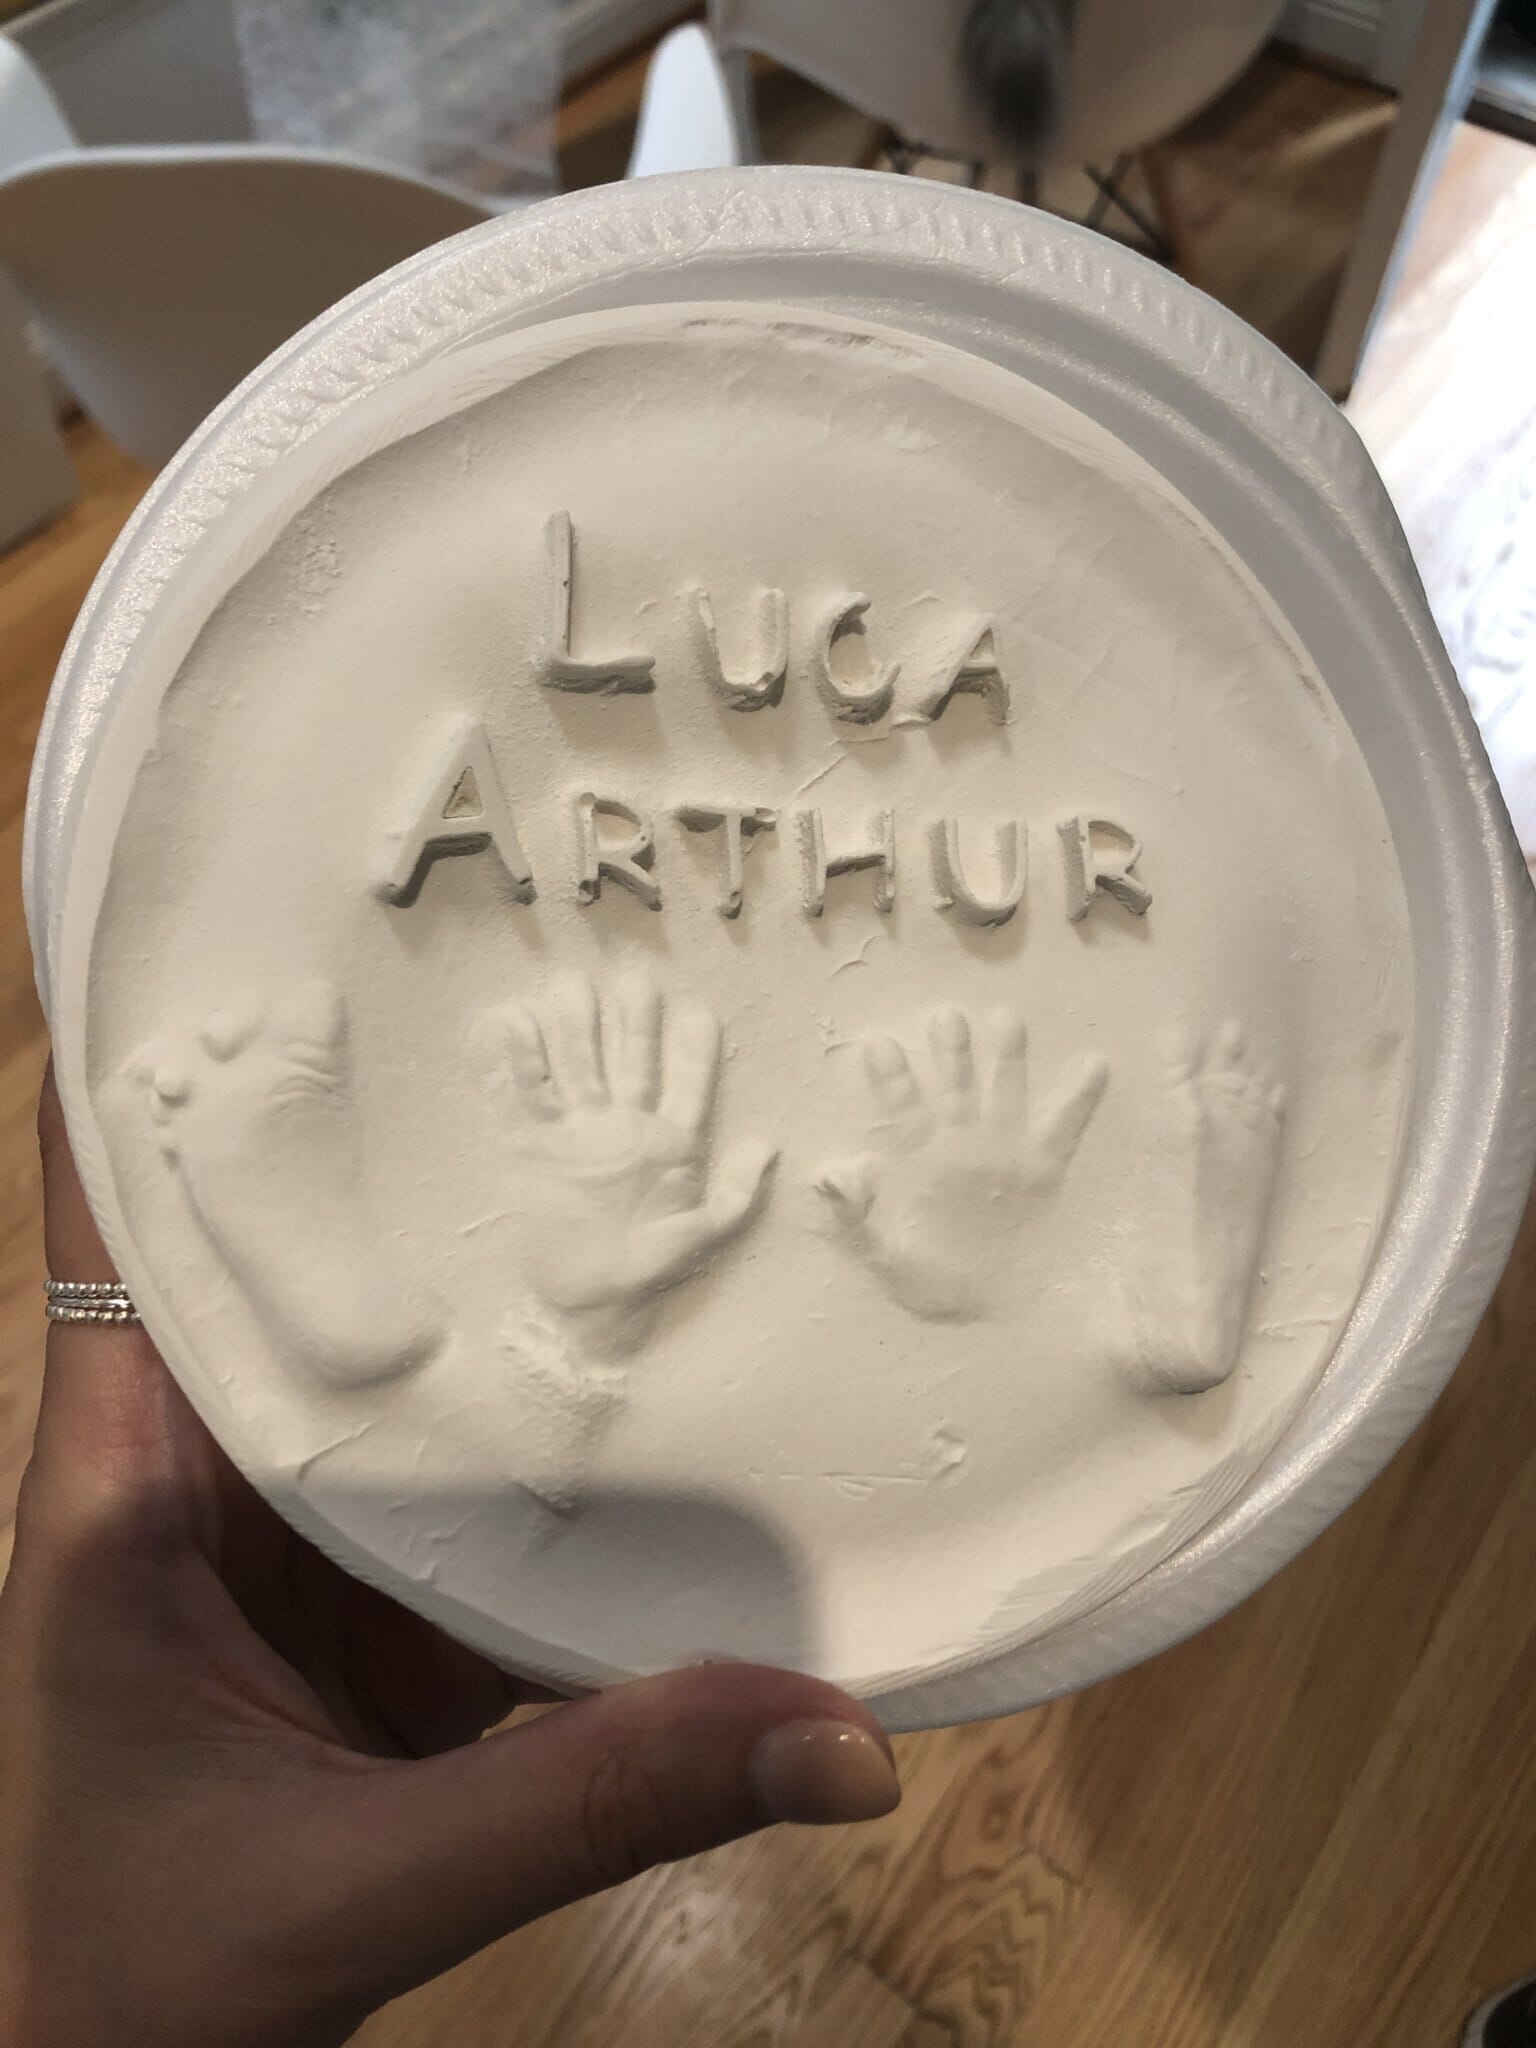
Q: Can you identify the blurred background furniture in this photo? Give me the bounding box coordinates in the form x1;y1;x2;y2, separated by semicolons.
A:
0;34;74;544
0;21;737;470
1315;0;1499;392
0;12;71;158
713;0;1288;165
626;21;740;176
0;0;683;145
1473;0;1536;138
0;136;486;467
0;264;73;547
710;0;1290;265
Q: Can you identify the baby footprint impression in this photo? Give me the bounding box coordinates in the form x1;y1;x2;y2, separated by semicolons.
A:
132;981;442;1386
1113;1020;1286;1396
818;1007;1109;1323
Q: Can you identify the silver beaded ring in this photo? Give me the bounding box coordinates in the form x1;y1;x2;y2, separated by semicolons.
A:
45;1279;141;1326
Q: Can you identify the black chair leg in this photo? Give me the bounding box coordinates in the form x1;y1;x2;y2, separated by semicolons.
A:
1465;1972;1536;2047
1084;153;1173;262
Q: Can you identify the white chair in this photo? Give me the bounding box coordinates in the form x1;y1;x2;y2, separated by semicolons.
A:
0;31;74;161
0;36;76;544
0;27;741;478
0;144;485;468
627;23;742;179
710;0;1287;259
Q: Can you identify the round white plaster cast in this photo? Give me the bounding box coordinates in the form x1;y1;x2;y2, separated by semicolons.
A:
59;303;1413;1696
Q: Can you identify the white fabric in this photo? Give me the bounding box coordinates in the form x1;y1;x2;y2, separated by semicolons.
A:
231;0;559;204
711;0;1290;165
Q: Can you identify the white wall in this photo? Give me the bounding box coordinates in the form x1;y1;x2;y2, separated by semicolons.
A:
1278;0;1433;89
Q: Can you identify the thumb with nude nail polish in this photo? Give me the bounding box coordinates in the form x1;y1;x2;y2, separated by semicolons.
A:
339;1664;901;2005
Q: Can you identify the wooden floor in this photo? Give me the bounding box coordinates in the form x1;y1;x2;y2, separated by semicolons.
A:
1348;121;1536;868
1034;47;1396;367
3;59;1536;2048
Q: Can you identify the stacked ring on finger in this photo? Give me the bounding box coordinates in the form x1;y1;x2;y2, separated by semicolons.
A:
45;1279;141;1325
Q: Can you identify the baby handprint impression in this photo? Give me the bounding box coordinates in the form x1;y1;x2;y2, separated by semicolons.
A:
818;1008;1108;1322
484;975;776;1356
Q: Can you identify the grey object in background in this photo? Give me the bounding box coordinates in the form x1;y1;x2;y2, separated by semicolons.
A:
8;0;255;143
0;34;75;547
710;0;1288;168
0;17;737;475
231;0;559;204
0;268;74;550
7;0;686;150
0;145;485;467
1464;1972;1536;2045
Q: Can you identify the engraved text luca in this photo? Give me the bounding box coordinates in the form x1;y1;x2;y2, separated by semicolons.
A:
376;513;1153;925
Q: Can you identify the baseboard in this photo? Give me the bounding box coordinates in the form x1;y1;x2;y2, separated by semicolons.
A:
1277;0;1386;76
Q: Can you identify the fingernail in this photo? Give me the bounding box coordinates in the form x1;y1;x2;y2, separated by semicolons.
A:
750;1718;901;1826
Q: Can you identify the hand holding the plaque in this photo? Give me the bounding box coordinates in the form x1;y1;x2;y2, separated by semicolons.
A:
486;976;777;1355
0;1071;896;2048
819;1008;1108;1322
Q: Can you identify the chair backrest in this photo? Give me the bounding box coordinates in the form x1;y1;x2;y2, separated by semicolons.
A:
711;0;1289;167
0;263;75;547
0;147;487;467
1055;0;1290;163
627;24;742;178
712;0;991;159
0;33;77;173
